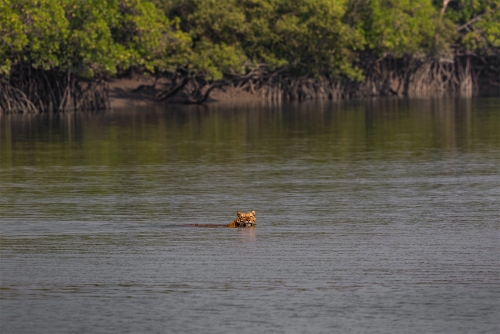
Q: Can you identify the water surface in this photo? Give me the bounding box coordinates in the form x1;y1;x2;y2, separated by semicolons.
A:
1;98;499;333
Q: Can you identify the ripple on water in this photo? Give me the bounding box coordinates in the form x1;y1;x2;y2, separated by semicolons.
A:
1;99;499;333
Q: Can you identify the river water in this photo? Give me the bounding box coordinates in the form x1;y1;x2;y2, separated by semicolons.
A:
1;98;499;333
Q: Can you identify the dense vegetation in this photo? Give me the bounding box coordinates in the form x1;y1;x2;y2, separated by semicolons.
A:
1;0;499;112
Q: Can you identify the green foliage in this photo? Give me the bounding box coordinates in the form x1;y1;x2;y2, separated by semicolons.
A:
177;0;364;79
15;0;69;69
0;0;28;75
174;0;248;78
236;0;286;68
0;0;498;82
270;0;364;78
111;0;172;71
188;39;247;79
62;0;119;75
444;0;500;54
187;0;247;44
1;0;188;77
349;0;456;58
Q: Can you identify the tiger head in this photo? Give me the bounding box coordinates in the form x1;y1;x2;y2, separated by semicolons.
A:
237;211;256;227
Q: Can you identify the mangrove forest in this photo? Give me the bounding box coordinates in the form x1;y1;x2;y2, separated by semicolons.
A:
1;0;499;112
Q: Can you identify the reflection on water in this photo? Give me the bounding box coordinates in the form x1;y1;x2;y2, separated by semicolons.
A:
238;227;256;244
1;98;499;334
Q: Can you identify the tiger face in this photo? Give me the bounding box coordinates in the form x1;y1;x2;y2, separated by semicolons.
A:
228;211;256;228
238;211;256;227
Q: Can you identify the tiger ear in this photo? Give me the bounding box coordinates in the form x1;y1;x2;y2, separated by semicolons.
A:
251;211;256;215
237;211;242;216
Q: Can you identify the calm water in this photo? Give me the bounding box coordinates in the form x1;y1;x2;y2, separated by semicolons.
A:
1;98;499;333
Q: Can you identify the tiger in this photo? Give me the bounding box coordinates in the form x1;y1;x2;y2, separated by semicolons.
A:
190;211;256;228
227;211;256;228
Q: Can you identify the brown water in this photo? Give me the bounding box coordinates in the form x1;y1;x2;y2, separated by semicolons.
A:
1;98;499;333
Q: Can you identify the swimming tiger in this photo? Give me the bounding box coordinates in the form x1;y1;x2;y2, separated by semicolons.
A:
190;211;256;228
227;211;256;228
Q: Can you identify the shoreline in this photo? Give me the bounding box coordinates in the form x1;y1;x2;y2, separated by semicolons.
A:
108;76;264;109
108;76;500;110
3;74;498;114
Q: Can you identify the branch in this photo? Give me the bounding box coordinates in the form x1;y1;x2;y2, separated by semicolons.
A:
441;0;451;16
195;80;228;104
457;11;489;31
157;76;190;101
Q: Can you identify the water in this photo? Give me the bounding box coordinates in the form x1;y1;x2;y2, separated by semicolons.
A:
1;98;499;333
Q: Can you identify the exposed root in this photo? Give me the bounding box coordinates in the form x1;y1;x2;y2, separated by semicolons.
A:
358;56;477;98
157;57;481;104
0;56;491;113
0;83;38;114
1;67;109;114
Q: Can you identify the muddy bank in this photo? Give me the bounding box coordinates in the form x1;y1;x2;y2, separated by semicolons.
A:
108;75;262;109
108;76;499;110
108;57;499;109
